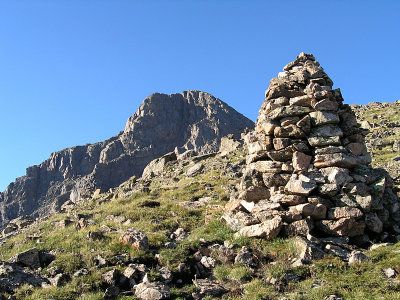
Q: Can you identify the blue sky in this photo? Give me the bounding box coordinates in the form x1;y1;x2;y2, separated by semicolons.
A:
1;1;399;191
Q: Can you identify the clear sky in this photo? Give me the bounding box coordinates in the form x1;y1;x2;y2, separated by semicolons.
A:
1;1;399;191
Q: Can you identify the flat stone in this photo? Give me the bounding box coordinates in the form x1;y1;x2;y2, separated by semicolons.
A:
222;211;258;231
292;151;312;171
311;98;339;111
281;116;300;126
308;136;341;147
314;146;346;155
249;160;283;173
354;194;373;212
325;244;350;259
311;125;343;138
239;186;270;202
186;163;204;177
346;143;367;156
289;203;315;217
273;138;291;150
316;218;365;237
225;199;242;211
318;183;340;197
268;106;312;120
327;207;363;220
309;111;340;126
240;200;255;213
296;115;311;134
284;174;317;196
255;121;277;135
270;193;306;206
314;153;360;168
252;200;282;213
248;139;272;154
267;147;294;162
235;216;282;239
325;167;353;186
262;173;290;187
274;125;306;138
289;95;313;106
283;219;314;237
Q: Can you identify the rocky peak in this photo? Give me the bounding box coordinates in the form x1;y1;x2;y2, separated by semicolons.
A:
224;53;400;245
0;91;253;229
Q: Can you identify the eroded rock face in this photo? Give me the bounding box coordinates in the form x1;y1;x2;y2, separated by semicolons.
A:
224;52;400;243
0;91;253;229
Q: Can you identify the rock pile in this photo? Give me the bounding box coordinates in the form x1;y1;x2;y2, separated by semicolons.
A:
224;53;400;244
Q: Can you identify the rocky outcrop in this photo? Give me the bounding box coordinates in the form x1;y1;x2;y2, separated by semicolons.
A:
0;91;253;229
224;53;400;244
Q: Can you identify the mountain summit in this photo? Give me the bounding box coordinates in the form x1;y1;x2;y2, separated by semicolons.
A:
0;91;253;228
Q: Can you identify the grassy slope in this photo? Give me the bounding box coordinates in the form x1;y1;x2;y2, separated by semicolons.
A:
1;145;400;299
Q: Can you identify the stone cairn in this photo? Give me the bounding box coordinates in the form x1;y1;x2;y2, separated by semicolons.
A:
224;53;400;245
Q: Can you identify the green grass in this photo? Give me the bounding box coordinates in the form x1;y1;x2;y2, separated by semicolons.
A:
3;147;400;299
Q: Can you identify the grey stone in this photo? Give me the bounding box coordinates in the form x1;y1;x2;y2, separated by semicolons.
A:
186;163;204;177
327;207;363;220
309;111;340;126
135;282;170;300
348;250;370;264
234;216;282;239
284;174;317;196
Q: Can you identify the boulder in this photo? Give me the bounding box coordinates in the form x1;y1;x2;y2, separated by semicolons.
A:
135;282;170;300
119;228;149;250
7;248;41;269
234;216;282;239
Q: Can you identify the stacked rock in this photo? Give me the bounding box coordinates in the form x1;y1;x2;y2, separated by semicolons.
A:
224;53;400;244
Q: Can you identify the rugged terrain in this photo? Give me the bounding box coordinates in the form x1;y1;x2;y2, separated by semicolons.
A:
1;137;400;300
351;100;400;183
1;53;400;300
0;91;253;229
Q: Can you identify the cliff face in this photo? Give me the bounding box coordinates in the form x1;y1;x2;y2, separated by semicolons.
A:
0;90;254;228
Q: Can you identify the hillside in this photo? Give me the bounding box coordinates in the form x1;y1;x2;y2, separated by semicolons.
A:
351;101;400;184
0;91;253;230
1;138;400;299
